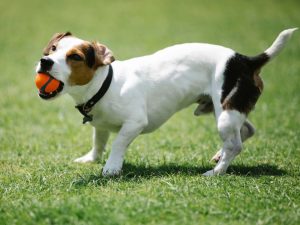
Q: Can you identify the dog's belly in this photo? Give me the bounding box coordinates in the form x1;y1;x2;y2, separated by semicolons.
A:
91;105;179;134
91;98;197;134
142;110;179;133
142;91;207;134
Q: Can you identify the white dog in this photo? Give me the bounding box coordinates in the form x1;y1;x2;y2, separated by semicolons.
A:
35;28;297;176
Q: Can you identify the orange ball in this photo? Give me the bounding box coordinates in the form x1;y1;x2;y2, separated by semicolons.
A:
35;73;60;93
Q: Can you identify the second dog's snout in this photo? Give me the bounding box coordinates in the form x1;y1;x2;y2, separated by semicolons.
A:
40;56;54;71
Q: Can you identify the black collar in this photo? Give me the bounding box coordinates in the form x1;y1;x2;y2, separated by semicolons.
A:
75;65;113;124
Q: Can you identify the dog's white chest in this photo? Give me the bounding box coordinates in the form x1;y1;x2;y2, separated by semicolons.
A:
89;102;123;132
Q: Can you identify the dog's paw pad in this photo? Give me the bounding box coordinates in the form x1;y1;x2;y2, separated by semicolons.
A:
211;155;221;163
210;150;221;163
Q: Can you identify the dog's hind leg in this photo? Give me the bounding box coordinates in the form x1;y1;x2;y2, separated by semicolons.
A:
211;119;255;162
74;128;109;163
240;120;255;141
204;110;245;176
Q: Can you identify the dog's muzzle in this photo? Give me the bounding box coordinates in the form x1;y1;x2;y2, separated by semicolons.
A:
37;57;64;100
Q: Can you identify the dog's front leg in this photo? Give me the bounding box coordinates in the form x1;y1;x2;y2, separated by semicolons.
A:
102;119;147;176
74;128;109;163
204;110;245;176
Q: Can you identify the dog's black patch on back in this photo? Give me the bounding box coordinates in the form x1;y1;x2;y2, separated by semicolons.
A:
221;53;269;114
85;45;96;68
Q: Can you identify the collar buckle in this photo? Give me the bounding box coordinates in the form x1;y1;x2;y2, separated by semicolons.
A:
83;114;93;124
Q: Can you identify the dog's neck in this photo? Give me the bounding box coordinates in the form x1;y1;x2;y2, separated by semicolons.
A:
67;65;110;105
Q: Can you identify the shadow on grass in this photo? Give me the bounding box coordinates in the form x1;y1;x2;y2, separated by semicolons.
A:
228;163;287;176
70;162;287;187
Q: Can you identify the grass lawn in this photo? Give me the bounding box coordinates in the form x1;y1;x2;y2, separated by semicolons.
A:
0;0;300;224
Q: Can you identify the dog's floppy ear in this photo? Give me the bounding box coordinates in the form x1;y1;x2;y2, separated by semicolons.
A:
43;32;72;55
92;42;115;67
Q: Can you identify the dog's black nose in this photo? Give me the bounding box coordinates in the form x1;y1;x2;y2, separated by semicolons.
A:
40;56;54;71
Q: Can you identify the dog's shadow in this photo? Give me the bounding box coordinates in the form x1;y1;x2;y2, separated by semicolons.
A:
71;163;287;187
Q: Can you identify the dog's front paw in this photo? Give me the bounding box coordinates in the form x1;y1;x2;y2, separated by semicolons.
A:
102;163;122;177
102;156;123;176
74;150;98;163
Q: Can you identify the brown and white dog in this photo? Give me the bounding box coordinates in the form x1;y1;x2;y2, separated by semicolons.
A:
35;28;297;176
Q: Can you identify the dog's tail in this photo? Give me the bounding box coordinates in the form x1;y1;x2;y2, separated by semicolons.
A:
265;28;298;59
248;28;298;69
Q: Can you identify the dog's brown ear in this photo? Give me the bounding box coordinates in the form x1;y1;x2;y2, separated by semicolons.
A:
43;32;72;55
92;42;115;67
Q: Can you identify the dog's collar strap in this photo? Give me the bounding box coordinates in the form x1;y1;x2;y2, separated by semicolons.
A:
75;65;113;124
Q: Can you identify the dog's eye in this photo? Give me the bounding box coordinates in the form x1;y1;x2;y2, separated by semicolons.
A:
51;45;56;51
68;54;83;61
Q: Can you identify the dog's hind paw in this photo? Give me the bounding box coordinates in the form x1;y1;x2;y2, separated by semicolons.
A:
203;170;215;176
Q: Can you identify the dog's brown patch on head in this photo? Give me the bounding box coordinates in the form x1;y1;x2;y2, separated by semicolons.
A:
43;32;72;56
67;42;96;86
67;42;115;86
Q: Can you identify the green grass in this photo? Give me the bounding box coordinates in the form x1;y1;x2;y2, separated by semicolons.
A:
0;0;300;224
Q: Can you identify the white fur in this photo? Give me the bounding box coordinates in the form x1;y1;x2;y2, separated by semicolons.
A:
265;28;298;59
36;29;296;176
